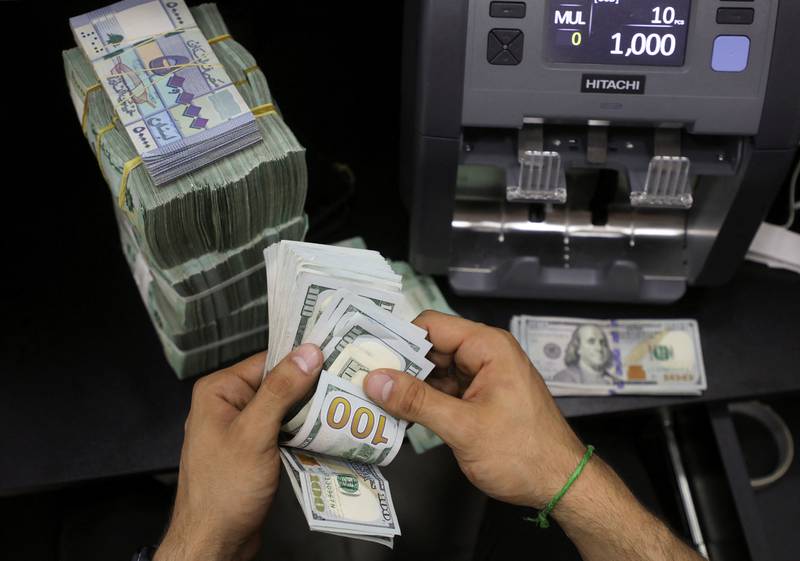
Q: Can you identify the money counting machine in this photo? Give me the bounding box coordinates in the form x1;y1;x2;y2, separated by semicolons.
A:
401;0;800;302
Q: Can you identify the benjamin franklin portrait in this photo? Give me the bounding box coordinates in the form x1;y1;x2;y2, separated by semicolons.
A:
554;324;621;385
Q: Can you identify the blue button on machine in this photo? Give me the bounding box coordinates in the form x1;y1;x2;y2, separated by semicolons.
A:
712;35;751;72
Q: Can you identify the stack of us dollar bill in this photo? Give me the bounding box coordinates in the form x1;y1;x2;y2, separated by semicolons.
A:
332;237;458;321
333;238;456;455
265;241;438;546
511;316;707;396
64;1;308;377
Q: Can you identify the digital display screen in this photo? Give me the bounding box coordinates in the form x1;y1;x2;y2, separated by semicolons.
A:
546;0;692;67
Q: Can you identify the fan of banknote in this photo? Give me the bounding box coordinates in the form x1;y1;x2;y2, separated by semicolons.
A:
265;241;440;546
511;316;707;396
63;1;308;378
333;237;455;455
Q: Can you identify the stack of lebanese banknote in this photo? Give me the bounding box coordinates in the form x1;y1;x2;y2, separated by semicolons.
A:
265;241;437;546
511;316;707;396
69;0;262;185
64;1;307;377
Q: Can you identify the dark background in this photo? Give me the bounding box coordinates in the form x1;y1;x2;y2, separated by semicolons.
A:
1;1;412;557
1;0;411;485
1;1;799;560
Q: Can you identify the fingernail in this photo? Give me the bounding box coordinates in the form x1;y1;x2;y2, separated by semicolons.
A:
291;344;321;375
365;372;394;403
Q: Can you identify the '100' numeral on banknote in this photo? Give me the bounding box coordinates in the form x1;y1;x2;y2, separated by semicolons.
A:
327;395;390;446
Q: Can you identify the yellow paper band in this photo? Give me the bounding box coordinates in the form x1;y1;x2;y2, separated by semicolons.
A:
251;103;276;118
235;65;260;87
119;156;143;210
207;33;232;45
95;115;119;166
82;83;102;133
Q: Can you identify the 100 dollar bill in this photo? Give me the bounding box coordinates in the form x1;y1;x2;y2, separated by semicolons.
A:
282;298;434;434
279;448;400;546
283;371;407;466
511;316;707;396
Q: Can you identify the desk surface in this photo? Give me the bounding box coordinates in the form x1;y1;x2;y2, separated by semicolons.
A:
1;256;798;495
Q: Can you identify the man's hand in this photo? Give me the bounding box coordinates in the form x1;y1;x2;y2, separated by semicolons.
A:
155;344;323;561
364;311;584;509
363;311;702;561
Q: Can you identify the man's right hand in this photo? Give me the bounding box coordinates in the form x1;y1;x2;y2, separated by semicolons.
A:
364;311;703;561
364;310;586;509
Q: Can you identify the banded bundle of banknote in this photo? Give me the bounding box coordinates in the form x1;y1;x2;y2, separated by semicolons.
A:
65;0;306;269
70;0;261;185
117;210;306;375
511;316;707;396
64;2;308;378
265;241;437;546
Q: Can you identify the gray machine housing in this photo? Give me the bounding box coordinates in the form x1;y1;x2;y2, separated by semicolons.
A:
401;0;800;303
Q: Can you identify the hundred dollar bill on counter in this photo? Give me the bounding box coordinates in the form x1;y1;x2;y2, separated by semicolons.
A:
264;241;436;545
511;316;707;396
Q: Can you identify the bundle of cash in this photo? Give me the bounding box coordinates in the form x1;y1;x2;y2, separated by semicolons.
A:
265;241;437;545
117;210;306;376
116;211;306;333
65;3;308;378
331;238;458;321
510;316;707;396
332;238;455;454
280;449;400;547
70;0;261;185
64;1;306;269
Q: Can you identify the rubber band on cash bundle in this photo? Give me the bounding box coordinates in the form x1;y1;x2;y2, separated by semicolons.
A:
207;33;232;45
81;83;102;133
251;103;276;118
118;156;143;212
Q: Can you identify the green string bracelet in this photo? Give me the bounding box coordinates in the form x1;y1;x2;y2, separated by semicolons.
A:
524;445;595;529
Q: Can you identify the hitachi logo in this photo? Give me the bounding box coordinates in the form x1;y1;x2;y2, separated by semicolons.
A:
585;78;640;90
581;74;647;95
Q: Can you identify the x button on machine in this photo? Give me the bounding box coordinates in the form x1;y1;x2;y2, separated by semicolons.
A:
487;28;524;65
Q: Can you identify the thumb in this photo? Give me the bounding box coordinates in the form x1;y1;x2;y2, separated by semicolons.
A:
237;343;323;442
364;369;471;447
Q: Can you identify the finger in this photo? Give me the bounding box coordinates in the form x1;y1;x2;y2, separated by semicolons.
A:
221;351;268;392
191;352;267;415
189;370;257;420
413;310;500;376
364;369;473;447
426;365;463;395
236;344;323;443
428;350;453;370
412;311;482;355
428;376;460;397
